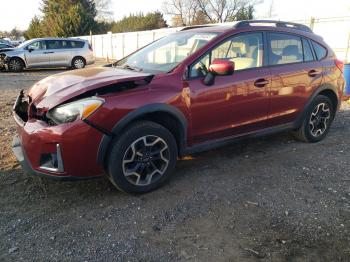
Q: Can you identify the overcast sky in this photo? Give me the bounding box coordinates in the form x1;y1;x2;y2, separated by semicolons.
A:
1;0;350;31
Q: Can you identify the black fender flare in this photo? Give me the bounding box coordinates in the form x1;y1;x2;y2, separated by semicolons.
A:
294;83;339;128
96;103;188;166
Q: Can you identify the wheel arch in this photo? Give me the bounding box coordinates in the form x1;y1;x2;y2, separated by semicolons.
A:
295;84;339;128
9;56;26;68
96;103;188;168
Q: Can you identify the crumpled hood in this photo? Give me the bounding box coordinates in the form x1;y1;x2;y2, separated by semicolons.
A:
28;66;152;110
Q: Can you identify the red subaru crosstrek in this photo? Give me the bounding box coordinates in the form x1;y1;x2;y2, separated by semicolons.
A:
12;20;345;193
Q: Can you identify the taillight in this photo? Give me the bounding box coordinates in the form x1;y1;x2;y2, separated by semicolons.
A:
88;44;93;51
335;59;344;73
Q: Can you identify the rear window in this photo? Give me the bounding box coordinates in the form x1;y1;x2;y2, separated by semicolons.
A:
311;41;327;60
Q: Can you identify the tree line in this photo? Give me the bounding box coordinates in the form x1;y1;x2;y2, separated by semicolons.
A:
20;0;257;40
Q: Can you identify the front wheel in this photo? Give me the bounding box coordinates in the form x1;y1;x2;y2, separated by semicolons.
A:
8;58;24;72
107;121;178;194
294;95;335;143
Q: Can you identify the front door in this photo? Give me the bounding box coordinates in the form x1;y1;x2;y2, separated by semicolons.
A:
24;40;49;68
187;32;271;144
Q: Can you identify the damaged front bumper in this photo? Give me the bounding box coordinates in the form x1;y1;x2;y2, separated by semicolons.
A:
11;91;105;180
0;53;8;70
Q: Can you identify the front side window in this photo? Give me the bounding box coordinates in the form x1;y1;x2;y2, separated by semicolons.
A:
190;32;263;78
116;31;219;73
268;33;303;65
27;41;46;51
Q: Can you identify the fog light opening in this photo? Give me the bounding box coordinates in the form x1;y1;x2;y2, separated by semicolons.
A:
39;144;64;173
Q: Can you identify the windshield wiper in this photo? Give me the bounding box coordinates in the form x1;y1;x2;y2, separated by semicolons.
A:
117;64;143;72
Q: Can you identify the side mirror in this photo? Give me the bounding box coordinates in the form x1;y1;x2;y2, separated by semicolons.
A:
209;59;234;76
27;47;34;52
203;59;234;86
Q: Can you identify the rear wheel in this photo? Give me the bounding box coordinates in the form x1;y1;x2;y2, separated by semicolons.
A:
71;57;86;69
8;58;24;72
107;121;178;194
294;95;335;142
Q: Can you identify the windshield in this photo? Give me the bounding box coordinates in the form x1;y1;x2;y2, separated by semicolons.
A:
17;40;33;49
115;31;219;73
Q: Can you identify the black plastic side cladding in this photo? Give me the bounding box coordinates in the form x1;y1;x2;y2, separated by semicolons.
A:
96;103;188;167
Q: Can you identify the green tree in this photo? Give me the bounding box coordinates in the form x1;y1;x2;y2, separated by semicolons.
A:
111;12;168;33
38;0;97;37
234;5;254;21
24;16;44;39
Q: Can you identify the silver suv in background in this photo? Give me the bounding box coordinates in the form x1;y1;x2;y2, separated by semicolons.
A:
1;38;94;71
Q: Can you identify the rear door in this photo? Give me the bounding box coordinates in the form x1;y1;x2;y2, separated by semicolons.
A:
187;32;271;144
24;40;49;68
266;32;323;126
46;40;70;67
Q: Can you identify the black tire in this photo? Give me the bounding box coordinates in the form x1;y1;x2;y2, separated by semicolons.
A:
107;121;178;194
294;95;335;143
8;58;24;72
71;57;86;69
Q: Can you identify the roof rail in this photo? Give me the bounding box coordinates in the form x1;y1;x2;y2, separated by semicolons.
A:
180;25;214;31
234;20;313;33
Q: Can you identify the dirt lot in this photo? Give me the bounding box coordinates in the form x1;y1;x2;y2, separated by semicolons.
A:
0;65;349;261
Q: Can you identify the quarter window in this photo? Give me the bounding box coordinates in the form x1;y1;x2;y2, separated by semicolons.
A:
312;41;327;60
70;41;85;48
302;38;314;62
268;33;303;65
190;33;263;78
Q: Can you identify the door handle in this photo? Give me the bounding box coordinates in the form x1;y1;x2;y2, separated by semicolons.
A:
43;51;54;54
254;78;269;88
308;69;319;77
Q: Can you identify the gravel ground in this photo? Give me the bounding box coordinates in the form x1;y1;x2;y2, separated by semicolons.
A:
0;66;349;261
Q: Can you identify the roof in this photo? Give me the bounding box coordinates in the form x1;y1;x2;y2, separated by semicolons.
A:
180;20;313;35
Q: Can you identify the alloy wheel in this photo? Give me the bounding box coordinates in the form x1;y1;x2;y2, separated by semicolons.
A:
74;59;85;69
309;102;331;137
122;135;170;186
9;59;22;71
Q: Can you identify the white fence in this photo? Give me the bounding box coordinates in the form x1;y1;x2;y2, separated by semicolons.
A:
78;17;350;62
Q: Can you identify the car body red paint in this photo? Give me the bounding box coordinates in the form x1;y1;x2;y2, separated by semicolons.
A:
12;22;345;183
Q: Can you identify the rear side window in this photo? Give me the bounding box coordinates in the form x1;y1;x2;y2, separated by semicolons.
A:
302;38;314;62
70;41;85;48
268;33;303;65
46;40;61;49
311;41;327;60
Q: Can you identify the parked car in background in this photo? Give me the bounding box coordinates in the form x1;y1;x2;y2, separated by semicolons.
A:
0;43;14;50
12;20;344;194
1;38;94;71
